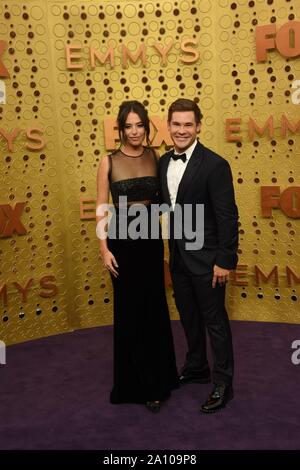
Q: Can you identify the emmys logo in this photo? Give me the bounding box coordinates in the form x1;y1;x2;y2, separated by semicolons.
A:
0;340;6;365
291;340;300;365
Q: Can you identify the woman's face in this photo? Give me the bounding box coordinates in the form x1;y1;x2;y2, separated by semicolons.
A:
123;112;146;147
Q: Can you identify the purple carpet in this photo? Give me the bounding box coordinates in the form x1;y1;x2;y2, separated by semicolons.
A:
1;320;300;450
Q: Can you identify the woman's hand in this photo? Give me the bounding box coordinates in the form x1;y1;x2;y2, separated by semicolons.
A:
100;249;119;278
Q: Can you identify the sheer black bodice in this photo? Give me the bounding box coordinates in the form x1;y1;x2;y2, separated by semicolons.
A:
108;147;158;205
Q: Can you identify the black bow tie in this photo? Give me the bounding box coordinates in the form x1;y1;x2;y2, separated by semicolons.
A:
171;152;187;163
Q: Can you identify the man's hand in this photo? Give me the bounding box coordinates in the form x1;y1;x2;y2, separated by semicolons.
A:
212;265;230;288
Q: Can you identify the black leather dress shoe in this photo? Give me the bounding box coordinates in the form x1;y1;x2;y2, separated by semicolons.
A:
146;401;160;413
179;370;211;385
201;384;233;413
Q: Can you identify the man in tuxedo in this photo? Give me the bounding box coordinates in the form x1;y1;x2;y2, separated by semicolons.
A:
159;99;239;413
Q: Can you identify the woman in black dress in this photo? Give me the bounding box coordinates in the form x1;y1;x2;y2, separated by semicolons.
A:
96;101;178;412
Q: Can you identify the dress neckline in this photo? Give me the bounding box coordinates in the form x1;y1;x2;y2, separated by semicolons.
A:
120;147;145;158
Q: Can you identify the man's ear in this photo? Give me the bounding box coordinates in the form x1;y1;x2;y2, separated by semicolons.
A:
197;122;202;133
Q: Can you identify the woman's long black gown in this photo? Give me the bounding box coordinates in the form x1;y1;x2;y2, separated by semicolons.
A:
107;147;178;404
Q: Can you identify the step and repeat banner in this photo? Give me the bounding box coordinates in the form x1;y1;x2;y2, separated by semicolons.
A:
0;0;300;344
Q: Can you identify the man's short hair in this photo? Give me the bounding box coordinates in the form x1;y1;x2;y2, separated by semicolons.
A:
168;98;203;124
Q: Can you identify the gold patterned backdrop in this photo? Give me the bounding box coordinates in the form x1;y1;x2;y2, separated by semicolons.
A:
0;0;300;344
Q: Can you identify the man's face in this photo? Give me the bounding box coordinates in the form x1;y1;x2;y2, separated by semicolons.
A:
168;111;201;153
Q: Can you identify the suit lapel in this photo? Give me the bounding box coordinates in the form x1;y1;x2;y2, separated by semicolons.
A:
176;141;204;204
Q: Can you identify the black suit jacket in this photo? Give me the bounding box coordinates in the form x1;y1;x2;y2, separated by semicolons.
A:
158;141;239;275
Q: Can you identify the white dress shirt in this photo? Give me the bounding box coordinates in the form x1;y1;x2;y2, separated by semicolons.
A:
167;139;198;210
